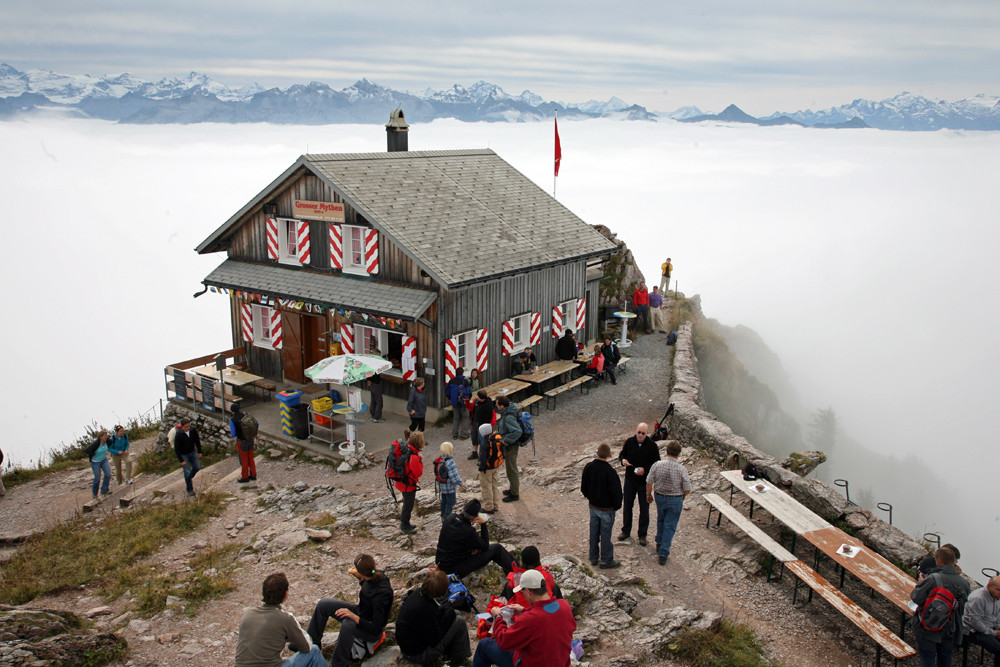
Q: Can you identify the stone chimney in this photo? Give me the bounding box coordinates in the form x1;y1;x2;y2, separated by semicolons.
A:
385;109;409;152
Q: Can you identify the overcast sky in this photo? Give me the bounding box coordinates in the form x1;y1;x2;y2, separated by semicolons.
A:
3;0;999;114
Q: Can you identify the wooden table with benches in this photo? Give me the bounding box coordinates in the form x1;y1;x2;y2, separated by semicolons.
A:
190;363;267;404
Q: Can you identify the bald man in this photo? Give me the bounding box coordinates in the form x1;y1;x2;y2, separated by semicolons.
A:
617;422;660;546
965;576;1000;666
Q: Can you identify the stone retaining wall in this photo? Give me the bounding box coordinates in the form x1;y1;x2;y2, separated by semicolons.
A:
153;401;292;457
667;321;927;568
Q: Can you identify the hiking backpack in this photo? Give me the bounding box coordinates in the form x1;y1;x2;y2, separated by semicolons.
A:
516;411;534;446
917;574;957;632
447;573;479;613
433;456;450;484
385;440;413;484
484;432;504;468
239;413;259;441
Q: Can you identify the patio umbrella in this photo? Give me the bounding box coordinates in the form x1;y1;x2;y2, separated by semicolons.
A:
305;353;392;385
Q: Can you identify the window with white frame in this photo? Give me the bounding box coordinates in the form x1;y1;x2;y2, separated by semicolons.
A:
455;329;477;372
252;304;274;347
343;225;366;274
560;299;578;334
510;313;531;350
356;325;405;375
277;219;299;265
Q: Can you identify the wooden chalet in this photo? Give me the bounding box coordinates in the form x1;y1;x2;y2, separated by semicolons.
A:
195;111;617;414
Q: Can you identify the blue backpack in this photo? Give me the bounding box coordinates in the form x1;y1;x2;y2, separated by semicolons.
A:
447;573;478;612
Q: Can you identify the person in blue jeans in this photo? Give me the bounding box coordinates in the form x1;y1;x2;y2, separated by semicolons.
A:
85;429;112;499
172;417;202;496
437;441;464;517
580;443;623;569
644;440;691;566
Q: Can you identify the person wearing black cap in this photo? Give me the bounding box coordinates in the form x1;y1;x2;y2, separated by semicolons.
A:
500;545;562;607
435;499;514;578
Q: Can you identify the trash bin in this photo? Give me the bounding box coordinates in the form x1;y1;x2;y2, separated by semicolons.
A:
277;390;303;436
290;404;309;440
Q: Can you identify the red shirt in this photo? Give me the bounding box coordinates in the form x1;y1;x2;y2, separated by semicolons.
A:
505;566;556;608
493;597;575;667
633;288;649;306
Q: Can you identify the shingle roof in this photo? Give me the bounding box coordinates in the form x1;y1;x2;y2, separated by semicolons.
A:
305;149;617;287
203;259;437;321
198;149;617;289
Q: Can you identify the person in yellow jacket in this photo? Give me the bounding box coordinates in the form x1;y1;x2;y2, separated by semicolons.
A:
659;258;673;293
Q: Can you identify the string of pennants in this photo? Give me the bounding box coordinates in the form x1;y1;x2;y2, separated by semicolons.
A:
207;286;405;328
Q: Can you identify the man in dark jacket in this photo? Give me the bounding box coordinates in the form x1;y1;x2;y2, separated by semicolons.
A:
406;377;427;432
617;422;660;546
435;499;514;577
173;417;203;496
496;396;523;502
601;337;620;386
470;391;494;459
910;546;971;666
555;329;578;361
395;570;471;665
581;443;623;569
446;367;471;440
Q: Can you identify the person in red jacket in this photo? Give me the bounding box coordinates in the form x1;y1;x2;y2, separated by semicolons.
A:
395;431;425;534
473;569;576;667
632;282;651;333
500;546;561;608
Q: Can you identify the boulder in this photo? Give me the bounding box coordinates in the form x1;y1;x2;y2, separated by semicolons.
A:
780;450;827;477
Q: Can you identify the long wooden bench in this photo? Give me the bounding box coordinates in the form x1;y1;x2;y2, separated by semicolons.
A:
519;394;544;415
617;355;631;374
544;376;592;410
166;369;241;412
703;493;915;666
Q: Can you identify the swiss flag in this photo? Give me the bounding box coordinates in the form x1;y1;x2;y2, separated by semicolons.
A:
554;115;562;177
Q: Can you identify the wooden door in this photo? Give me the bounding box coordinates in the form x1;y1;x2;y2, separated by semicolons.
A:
282;311;305;383
302;315;329;370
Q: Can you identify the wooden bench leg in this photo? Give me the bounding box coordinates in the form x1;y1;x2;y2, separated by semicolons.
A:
546;395;556;410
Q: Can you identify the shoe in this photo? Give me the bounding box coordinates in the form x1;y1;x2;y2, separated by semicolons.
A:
590;560;599;566
501;494;519;503
638;538;647;547
658;556;667;566
249;476;257;481
400;524;417;534
616;533;629;541
371;418;384;423
187;490;196;497
502;489;512;496
237;478;249;484
467;452;478;460
127;479;134;485
599;560;621;569
482;508;497;514
92;494;98;500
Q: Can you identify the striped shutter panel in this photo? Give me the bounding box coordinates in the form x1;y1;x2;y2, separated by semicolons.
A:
340;323;354;354
266;218;279;260
501;319;514;355
269;309;283;350
476;328;489;372
576;297;586;333
551;305;563;338
297;221;311;265
444;337;458;382
329;224;343;269
529;312;541;345
241;304;253;342
365;229;380;274
401;336;417;380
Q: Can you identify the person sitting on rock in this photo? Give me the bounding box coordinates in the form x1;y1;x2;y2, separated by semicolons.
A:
435;499;514;578
499;545;562;607
235;572;326;667
306;554;393;667
395;569;472;666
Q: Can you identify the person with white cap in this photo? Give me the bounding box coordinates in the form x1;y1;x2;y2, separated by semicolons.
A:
472;569;576;667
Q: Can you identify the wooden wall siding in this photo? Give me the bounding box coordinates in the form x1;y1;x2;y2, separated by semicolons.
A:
228;297;283;380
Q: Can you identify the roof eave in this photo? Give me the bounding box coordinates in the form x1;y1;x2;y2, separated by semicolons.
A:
445;248;616;290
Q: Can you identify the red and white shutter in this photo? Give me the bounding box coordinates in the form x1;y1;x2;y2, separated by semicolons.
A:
365;229;379;274
476;328;489;372
444;337;458;381
551;305;563;338
329;224;343;269
269;309;283;349
529;311;541;345
340;323;354;354
576;297;586;333
401;336;417;380
297;221;311;265
501;319;514;355
241;304;253;342
266;218;279;260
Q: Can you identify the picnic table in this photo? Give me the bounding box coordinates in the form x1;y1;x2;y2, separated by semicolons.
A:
480;378;530;401
189;363;263;389
515;360;578;386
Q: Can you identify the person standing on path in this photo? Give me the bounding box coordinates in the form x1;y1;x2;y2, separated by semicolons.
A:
366;373;384;423
617;422;660;546
496;395;523;503
395;431;425;534
85;429;112;499
660;258;672;293
478;424;503;514
649;286;665;333
645;440;691;565
108;424;133;485
909;546;970;666
407;377;427;432
581;443;623;569
230;403;257;483
446;366;471;440
470;390;494;460
173;417;203;497
633;283;651;333
0;445;5;497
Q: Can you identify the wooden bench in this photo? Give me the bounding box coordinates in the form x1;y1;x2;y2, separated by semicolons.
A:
617;355;631;374
544;376;592;410
519;394;544;415
704;493;796;581
252;379;276;401
165;372;241;412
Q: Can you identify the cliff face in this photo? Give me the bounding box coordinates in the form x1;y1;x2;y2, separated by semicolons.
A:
594;225;646;308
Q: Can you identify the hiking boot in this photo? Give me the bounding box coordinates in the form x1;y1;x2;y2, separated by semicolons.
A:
658;556;667;566
599;560;621;569
638;538;647;547
467;452;478;460
501;494;519;503
616;533;629;542
400;524;417;534
502;489;512;496
249;476;257;481
237;478;249;484
590;560;599;566
187;490;196;497
482;508;497;515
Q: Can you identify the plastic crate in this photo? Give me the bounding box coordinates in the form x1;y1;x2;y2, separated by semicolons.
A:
312;396;333;412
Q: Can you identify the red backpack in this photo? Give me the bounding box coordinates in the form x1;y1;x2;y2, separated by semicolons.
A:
917;574;957;632
433;457;450;484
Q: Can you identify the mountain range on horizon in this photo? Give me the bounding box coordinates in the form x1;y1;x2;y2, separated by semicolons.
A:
1;63;998;131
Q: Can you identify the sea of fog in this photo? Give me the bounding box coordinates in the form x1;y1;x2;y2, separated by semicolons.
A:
2;117;997;578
